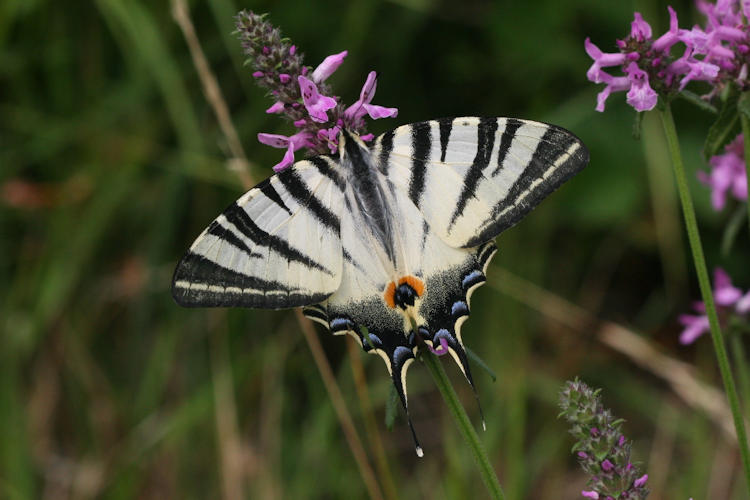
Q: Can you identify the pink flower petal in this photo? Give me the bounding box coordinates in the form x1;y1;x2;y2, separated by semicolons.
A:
311;50;348;83
678;314;710;344
265;101;285;114
257;133;290;148
428;337;450;356
581;491;599;499
363;103;398;119
736;291;750;314
298;75;337;123
631;12;653;41
625;62;658;111
273;144;296;172
714;268;742;306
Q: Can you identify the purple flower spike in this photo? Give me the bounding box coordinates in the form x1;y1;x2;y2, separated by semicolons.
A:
428;337;450;356
634;474;648;488
581;491;599;499
257;131;313;172
714;268;743;306
344;71;398;122
298;75;337;123
630;12;652;41
701;134;748;210
624;62;658;111
311;50;348;83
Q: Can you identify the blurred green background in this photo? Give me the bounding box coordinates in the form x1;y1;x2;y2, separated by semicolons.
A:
2;0;749;498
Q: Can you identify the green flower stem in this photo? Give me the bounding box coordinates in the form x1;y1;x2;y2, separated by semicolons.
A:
421;351;505;500
730;331;750;417
739;104;750;235
659;104;750;490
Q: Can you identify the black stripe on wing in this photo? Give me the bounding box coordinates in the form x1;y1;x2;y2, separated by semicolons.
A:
448;117;499;231
465;123;589;248
408;121;431;206
491;118;524;177
438;117;453;162
206;221;263;259
257;177;292;215
172;253;330;308
308;155;346;192
377;129;395;175
276;166;340;230
222;203;334;275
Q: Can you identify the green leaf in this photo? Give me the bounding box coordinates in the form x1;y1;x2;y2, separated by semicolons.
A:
721;204;748;257
738;92;750;120
678;90;718;114
466;346;497;382
704;88;740;160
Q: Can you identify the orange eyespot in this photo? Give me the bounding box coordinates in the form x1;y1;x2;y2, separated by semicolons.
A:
384;281;397;308
399;276;424;297
383;275;425;309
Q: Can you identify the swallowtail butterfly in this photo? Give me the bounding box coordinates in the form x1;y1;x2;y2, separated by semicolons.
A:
172;117;589;455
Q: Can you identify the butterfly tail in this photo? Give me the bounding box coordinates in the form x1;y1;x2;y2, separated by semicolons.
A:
364;329;423;457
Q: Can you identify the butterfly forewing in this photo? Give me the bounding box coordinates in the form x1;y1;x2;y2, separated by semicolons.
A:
172;159;345;308
372;117;589;248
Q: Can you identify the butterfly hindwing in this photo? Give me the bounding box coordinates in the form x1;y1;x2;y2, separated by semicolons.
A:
372;117;589;248
172;157;345;308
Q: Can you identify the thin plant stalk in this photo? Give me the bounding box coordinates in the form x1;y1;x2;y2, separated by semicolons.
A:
658;103;750;490
730;332;750;418
420;351;505;500
347;339;400;500
739;106;750;235
295;310;384;500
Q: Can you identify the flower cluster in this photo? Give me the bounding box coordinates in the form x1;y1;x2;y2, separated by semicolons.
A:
585;3;750;112
700;133;749;210
559;379;649;500
235;11;397;171
679;267;750;344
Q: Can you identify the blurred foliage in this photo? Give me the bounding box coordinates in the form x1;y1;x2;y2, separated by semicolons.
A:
2;0;749;498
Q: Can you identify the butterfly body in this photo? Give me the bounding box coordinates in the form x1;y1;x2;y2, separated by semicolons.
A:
172;117;589;454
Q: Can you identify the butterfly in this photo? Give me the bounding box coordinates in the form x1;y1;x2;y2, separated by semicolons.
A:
172;116;589;456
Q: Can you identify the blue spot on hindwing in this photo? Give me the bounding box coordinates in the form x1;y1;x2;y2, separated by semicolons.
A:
451;301;469;317
462;270;484;289
331;317;354;332
433;328;452;344
393;346;412;365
